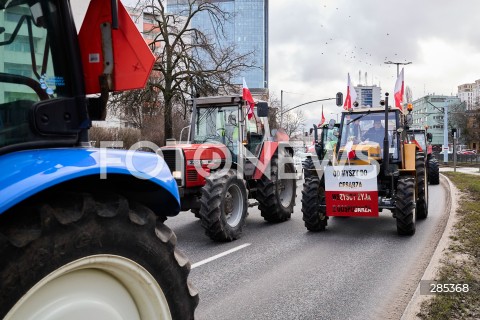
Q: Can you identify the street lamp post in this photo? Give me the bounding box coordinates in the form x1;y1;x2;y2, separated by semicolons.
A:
280;90;284;128
384;61;412;76
443;101;449;164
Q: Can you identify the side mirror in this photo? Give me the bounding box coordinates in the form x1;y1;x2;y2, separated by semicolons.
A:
257;102;269;117
406;114;413;126
336;92;343;107
426;132;433;142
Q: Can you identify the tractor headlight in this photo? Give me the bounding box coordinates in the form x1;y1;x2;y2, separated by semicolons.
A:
172;171;182;179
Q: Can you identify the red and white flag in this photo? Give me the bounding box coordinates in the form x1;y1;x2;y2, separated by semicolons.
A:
318;105;325;126
394;68;405;111
343;73;357;110
243;78;255;119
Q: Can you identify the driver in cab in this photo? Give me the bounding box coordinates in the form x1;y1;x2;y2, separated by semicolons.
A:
362;119;384;145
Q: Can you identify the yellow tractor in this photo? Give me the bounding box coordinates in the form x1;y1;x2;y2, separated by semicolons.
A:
302;93;428;235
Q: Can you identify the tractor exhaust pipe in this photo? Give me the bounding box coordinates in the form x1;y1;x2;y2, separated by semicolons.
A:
111;0;119;29
383;93;390;175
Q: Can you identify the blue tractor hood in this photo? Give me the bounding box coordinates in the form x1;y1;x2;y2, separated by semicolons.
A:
0;148;180;215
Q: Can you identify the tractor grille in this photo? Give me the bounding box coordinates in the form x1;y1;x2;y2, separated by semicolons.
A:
187;170;198;182
160;148;184;186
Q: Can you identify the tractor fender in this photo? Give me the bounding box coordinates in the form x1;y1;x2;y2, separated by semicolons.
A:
253;141;278;179
0;148;180;215
252;141;293;179
403;143;418;170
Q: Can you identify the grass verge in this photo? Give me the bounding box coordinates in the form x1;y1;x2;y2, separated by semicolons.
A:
418;173;480;319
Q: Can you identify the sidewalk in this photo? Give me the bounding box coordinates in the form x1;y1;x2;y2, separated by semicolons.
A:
440;166;480;175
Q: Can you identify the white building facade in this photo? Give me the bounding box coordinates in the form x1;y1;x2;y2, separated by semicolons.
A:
354;85;382;108
458;80;480;110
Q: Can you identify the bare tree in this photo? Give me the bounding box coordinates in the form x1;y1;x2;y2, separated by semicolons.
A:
109;79;164;130
112;0;256;145
281;110;306;138
459;109;480;146
267;95;281;129
265;94;305;137
447;101;468;144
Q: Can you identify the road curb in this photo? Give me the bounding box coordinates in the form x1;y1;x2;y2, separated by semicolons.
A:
400;174;459;319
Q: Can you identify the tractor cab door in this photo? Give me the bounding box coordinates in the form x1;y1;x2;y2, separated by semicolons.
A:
223;107;240;160
242;107;266;178
245;111;266;156
0;0;83;153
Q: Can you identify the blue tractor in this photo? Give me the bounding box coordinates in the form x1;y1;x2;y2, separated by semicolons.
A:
0;0;198;318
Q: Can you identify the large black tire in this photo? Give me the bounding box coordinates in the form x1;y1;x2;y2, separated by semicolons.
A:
428;156;440;185
302;157;315;179
0;192;198;319
395;177;416;236
301;176;328;231
199;169;248;241
256;153;296;222
416;152;429;220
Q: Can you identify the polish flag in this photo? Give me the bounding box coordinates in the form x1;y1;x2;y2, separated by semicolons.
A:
318;105;325;126
394;68;405;111
343;73;357;110
243;78;255;119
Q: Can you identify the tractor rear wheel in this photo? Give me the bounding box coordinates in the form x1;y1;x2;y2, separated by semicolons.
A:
0;192;198;319
257;154;296;222
416;152;429;220
395;177;416;236
428;156;440;185
301;176;328;231
199;169;248;241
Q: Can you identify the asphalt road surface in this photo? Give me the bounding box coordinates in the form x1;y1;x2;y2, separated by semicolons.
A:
164;177;450;320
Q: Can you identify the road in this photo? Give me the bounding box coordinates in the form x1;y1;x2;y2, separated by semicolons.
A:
164;178;450;320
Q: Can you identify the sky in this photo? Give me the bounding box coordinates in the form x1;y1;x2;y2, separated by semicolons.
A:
118;0;480;129
268;0;480;127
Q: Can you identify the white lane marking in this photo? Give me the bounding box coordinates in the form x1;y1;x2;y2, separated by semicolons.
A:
191;243;251;269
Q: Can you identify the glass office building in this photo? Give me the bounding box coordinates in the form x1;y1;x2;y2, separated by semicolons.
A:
167;0;268;89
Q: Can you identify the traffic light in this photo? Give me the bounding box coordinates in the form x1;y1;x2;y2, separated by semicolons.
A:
451;128;457;137
336;92;343;106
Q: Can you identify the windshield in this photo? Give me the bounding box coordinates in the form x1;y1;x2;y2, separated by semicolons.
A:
193;105;240;153
323;126;339;151
0;0;70;148
339;112;399;159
